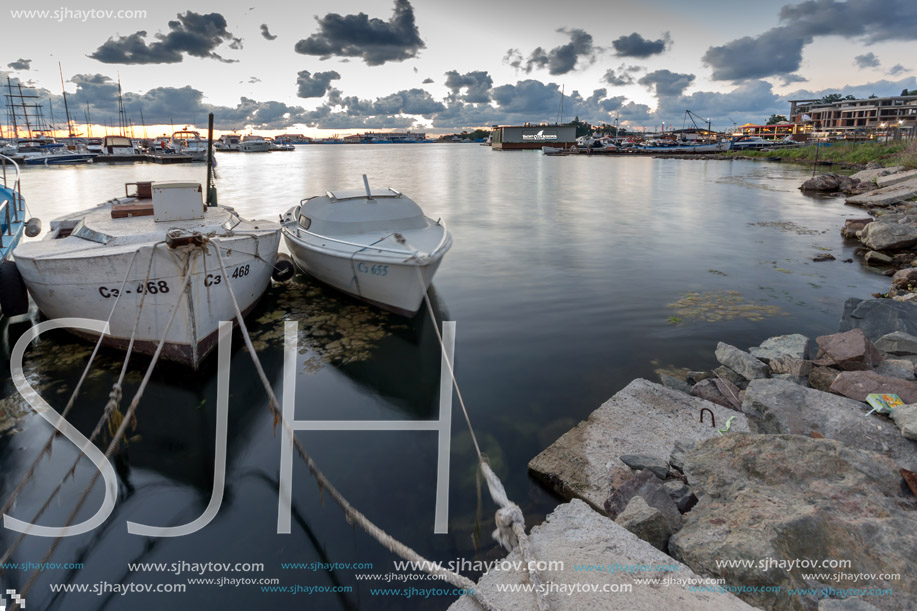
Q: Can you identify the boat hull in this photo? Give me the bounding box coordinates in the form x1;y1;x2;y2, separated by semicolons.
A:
16;232;280;368
284;239;444;316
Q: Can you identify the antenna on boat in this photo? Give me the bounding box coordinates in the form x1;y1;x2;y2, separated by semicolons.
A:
362;174;373;199
206;113;217;207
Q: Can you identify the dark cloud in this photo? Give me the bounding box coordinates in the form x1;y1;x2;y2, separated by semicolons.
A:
611;32;670;58
295;70;341;98
90;11;242;64
603;70;630;86
854;52;880;68
779;74;809;85
422;77;434;84
444;70;493;103
504;29;598;75
638;70;695;97
783;75;917;100
704;0;917;81
260;24;277;40
294;0;424;66
7;59;31;70
888;64;908;76
655;80;782;127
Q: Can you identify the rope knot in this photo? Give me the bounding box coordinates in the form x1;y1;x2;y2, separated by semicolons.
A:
492;503;524;552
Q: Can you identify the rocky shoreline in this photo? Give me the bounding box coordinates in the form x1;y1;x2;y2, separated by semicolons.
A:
454;165;917;611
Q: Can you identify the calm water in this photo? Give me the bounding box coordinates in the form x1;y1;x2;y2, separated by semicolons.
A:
0;145;889;610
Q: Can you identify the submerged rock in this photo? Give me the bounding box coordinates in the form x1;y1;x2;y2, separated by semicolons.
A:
615;496;672;552
669;434;917;611
742;378;917;470
814;328;882;371
715;342;769;380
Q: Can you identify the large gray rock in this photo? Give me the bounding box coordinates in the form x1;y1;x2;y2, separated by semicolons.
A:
715;342;769;380
712;364;748;389
615;496;672;551
849;166;904;182
874;330;917;356
529;379;748;512
858;221;917;250
808;365;839;392
603;470;682;530
742;377;917;470
846;177;917;208
876;168;917;188
814;328;882;371
690;378;742;411
668;434;917;611
620;454;669;479
799;173;859;193
448;499;755;611
769;355;813;377
829;370;917;403
749;333;812;361
890;404;917;440
874;359;916;380
839;298;917;341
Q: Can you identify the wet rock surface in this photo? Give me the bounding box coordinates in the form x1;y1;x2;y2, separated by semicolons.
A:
839;298;917;341
742;378;917;470
714;342;769;380
814;328;883;371
528;379;748;512
669;434;917;611
448;499;755;611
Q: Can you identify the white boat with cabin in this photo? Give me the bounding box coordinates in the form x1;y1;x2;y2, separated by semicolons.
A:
169;130;208;160
240;135;271;153
13;180;281;368
281;177;451;316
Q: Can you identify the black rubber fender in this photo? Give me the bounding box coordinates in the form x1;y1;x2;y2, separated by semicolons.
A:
0;259;29;316
272;254;295;282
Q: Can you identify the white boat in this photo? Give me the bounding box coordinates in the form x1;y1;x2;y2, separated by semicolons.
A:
169;130;208;160
13;180;281;368
15;137;96;165
728;136;770;150
638;140;730;153
217;133;242;151
100;135;141;156
281;176;451;316
240;135;272;153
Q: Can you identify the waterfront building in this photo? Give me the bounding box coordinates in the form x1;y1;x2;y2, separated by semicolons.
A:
789;95;917;139
490;124;577;150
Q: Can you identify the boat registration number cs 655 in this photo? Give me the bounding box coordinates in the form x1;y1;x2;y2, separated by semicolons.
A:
356;262;389;276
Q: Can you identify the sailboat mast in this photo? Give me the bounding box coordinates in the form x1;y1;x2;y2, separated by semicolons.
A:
559;85;564;124
6;77;19;140
59;62;74;137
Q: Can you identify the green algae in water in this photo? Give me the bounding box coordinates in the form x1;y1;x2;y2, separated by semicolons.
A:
667;290;788;323
747;221;823;236
248;279;408;373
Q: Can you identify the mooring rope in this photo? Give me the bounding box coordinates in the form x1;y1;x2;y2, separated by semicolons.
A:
13;250;198;605
0;248;142;522
210;244;504;611
0;246;163;567
414;264;551;611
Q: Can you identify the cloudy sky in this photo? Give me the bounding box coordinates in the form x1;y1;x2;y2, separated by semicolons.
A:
2;0;916;136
